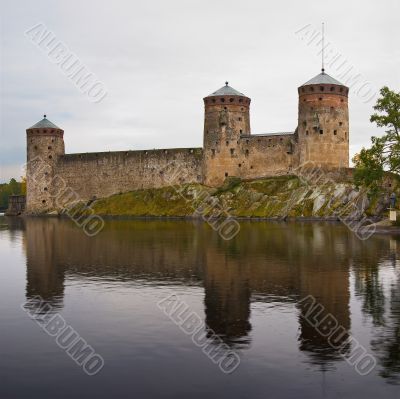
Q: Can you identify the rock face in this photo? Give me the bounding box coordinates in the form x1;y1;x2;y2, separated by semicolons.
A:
69;175;393;220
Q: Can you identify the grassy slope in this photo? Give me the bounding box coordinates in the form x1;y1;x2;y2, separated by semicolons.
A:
90;175;376;218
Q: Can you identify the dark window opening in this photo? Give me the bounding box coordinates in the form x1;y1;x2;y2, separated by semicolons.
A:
238;163;241;168
224;106;227;110
34;145;37;150
334;130;337;135
239;98;243;103
330;87;334;91
245;149;249;155
250;166;253;169
238;117;242;121
212;99;216;103
303;121;307;127
229;98;234;102
319;130;323;134
42;200;46;204
240;129;242;134
340;99;344;102
225;172;228;177
44;187;48;191
226;141;229;145
230;148;235;155
48;155;53;159
339;87;343;92
339;122;343;126
211;149;215;156
220;98;225;102
319;97;322;101
320;86;324;91
306;130;309;135
48;146;52;150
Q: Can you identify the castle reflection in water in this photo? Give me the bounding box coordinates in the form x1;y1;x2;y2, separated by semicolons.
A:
7;217;400;382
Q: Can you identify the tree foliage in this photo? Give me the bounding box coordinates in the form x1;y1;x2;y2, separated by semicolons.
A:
353;86;400;189
0;178;25;210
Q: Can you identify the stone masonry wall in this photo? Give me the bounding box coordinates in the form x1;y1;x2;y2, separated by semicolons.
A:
46;148;203;210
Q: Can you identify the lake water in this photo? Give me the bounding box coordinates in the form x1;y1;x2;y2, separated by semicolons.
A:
1;216;399;398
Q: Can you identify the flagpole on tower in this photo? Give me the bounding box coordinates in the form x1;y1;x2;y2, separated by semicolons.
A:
322;22;325;73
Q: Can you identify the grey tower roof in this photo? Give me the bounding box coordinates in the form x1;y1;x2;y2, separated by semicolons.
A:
301;71;345;87
206;82;245;97
29;115;61;129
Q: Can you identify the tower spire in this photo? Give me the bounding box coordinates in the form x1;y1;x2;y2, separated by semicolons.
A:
321;22;325;73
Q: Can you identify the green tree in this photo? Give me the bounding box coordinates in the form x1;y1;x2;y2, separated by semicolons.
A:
353;86;400;190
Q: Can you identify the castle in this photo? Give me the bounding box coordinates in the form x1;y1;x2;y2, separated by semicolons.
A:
26;69;349;213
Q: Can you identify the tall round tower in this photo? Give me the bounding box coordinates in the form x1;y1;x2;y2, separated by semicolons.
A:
203;82;251;186
297;70;349;168
26;115;65;213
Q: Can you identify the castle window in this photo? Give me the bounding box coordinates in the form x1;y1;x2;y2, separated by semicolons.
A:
340;99;344;102
306;130;309;135
226;140;229;145
301;88;305;93
345;132;347;138
250;166;253;169
241;108;244;111
238;163;241;167
34;145;38;150
302;121;307;127
310;87;314;92
320;86;324;91
225;172;228;177
211;149;215;156
44;187;48;191
48;146;52;150
330;106;334;111
246;140;249;144
269;138;272;142
51;139;54;142
280;138;283;141
48;155;52;159
239;98;243;103
334;130;337;135
42;200;46;204
238;117;242;121
212;99;216;103
310;107;314;110
51;130;54;133
319;97;322;101
339;122;343;126
224;106;227;110
240;129;242;134
319;129;323;134
330;87;334;91
245;149;249;156
216;141;218;145
230;148;235;155
43;130;47;133
229;98;234;102
339;87;343;92
220;98;225;102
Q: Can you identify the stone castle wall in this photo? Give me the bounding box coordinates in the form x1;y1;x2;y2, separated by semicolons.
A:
27;146;203;213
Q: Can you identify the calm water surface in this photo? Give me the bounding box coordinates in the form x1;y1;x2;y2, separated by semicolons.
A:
1;217;400;398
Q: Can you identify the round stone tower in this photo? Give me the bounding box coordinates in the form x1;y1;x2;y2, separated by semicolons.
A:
297;70;349;168
203;82;251;186
26;115;65;213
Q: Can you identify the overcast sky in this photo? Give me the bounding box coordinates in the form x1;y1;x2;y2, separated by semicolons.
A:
1;0;399;182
